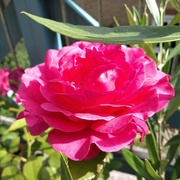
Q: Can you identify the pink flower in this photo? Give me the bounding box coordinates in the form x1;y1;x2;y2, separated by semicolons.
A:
16;41;174;161
0;68;10;96
9;67;24;92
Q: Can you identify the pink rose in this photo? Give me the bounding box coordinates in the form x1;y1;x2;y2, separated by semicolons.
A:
0;68;10;96
16;41;174;161
9;67;24;92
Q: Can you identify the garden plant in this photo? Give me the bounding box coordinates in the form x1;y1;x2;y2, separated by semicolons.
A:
0;0;180;180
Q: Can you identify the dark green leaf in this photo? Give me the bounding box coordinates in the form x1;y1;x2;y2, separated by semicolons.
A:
68;151;106;180
121;148;153;180
171;155;180;179
145;132;160;170
166;144;179;165
166;133;180;146
22;12;180;45
165;94;180;120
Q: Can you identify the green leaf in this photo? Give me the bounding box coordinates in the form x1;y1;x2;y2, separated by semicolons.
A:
166;144;179;165
160;159;169;173
121;148;153;180
169;12;180;25
48;151;61;168
39;166;59;180
1;165;24;180
170;0;180;12
8;118;27;131
171;155;180;179
139;43;157;62
1;132;20;153
166;133;180;146
145;0;160;26
166;42;180;61
60;153;73;180
165;94;180;120
68;151;106;180
23;156;45;180
22;12;180;45
124;4;137;25
145;132;160;170
145;159;161;180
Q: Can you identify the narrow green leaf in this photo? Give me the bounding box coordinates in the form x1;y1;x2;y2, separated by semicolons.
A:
22;12;180;44
132;6;141;24
145;159;161;180
60;153;73;180
166;133;180;146
69;151;106;180
8;118;27;131
166;144;179;165
139;43;157;62
171;155;180;179
170;63;180;83
140;7;149;26
124;4;137;25
145;0;160;26
169;12;180;25
166;42;180;61
165;94;180;119
145;132;160;170
170;0;180;12
160;159;169;173
121;149;153;180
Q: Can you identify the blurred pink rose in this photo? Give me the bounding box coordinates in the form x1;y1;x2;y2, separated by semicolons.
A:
9;67;24;91
0;68;10;96
16;41;174;161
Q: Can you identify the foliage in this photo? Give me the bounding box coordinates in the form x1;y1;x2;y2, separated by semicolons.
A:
1;0;180;179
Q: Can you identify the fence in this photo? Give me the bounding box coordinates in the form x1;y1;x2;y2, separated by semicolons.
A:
0;0;99;66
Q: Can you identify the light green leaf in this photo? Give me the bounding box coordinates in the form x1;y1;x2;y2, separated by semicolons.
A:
166;42;180;61
140;43;157;62
145;159;161;180
69;152;106;180
48;151;61;168
124;4;137;25
22;12;180;45
60;153;73;180
145;132;160;170
8;118;27;131
1;165;24;180
121;149;152;180
169;12;180;25
23;156;45;180
145;0;160;26
170;0;180;12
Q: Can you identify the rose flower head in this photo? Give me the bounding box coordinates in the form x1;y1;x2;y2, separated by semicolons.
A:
0;68;10;96
9;67;24;92
16;41;174;161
